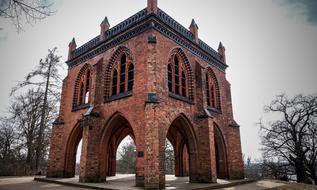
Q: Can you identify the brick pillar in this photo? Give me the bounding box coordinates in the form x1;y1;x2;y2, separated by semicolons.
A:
47;123;64;177
194;118;217;183
142;33;165;189
135;139;145;187
182;145;189;176
47;75;69;178
227;127;244;179
174;141;181;177
144;105;164;189
79;116;102;182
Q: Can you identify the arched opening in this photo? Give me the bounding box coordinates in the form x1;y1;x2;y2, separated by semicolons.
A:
214;124;228;179
75;139;82;176
64;124;83;178
99;113;136;182
116;136;136;174
165;139;175;175
165;114;198;183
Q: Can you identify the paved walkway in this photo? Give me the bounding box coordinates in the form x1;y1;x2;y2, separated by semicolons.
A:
0;175;287;190
0;176;89;190
217;180;286;190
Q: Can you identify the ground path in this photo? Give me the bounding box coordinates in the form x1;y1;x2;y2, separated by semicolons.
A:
0;175;302;190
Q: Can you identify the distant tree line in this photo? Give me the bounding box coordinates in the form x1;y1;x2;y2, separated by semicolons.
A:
0;48;62;175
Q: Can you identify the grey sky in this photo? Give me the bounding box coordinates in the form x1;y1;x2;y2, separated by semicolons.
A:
0;0;317;161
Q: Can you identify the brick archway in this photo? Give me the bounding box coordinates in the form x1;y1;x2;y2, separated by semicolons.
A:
166;113;198;182
99;112;135;180
64;122;83;178
214;123;229;179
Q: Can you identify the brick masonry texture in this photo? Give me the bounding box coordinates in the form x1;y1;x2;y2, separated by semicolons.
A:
47;2;244;189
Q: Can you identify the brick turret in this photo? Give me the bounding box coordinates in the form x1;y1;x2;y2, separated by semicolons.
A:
218;42;226;63
189;19;199;43
68;38;76;60
100;17;110;41
147;0;158;14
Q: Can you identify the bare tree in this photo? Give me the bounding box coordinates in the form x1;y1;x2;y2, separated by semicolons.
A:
165;139;175;175
9;88;57;173
0;0;54;31
11;47;62;172
117;140;136;174
0;117;18;175
260;93;317;183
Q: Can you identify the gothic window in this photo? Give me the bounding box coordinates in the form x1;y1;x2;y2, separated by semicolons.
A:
79;82;84;105
73;66;93;110
127;64;134;92
168;55;188;99
206;69;220;110
119;54;126;94
111;69;118;96
181;71;186;96
168;64;172;92
85;70;91;104
79;69;92;105
110;53;134;98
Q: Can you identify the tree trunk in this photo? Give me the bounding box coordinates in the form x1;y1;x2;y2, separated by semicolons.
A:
35;63;52;171
295;159;308;183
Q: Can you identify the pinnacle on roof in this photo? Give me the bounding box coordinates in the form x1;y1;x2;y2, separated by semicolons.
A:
218;42;225;50
101;16;110;26
190;19;198;29
69;37;76;46
189;19;199;43
217;42;226;63
147;0;158;14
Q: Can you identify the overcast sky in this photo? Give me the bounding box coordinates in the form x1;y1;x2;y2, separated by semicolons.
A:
0;0;317;161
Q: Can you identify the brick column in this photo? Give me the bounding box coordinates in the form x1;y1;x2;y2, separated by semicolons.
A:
47;123;65;177
135;139;145;187
226;127;244;179
142;32;165;189
143;105;165;189
79;116;102;182
193;118;217;183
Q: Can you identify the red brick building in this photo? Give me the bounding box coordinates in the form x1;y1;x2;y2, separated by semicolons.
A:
47;0;244;188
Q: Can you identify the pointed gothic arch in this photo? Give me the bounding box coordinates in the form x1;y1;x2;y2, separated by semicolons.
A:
63;122;83;177
166;113;198;181
213;123;228;179
99;112;136;180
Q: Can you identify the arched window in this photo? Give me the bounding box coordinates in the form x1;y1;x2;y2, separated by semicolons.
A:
111;69;118;96
119;54;126;94
78;69;92;105
127;64;134;92
168;64;172;92
79;82;84;105
73;66;93;110
110;53;134;98
85;70;91;104
206;69;220;110
168;55;188;98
